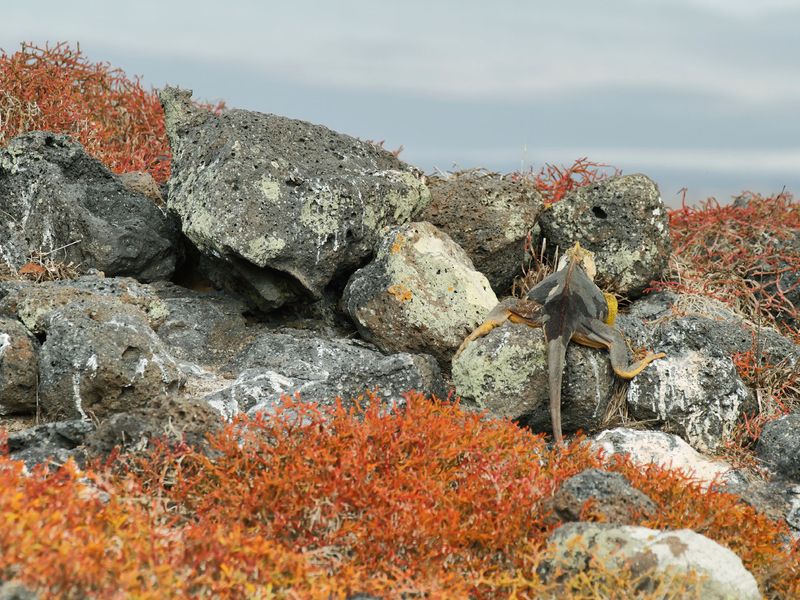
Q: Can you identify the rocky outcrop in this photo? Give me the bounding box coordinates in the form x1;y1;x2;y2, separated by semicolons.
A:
626;313;800;452
0;275;170;334
541;523;761;600
548;469;657;524
159;87;430;309
6;420;94;469
38;298;182;420
205;328;446;419
0;132;179;281
420;170;544;293
537;174;671;297
342;222;497;368
0;317;39;415
81;396;223;460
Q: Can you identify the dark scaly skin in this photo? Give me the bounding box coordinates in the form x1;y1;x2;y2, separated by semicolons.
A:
454;244;665;444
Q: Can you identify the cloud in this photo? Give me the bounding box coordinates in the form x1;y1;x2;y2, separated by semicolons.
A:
2;0;799;108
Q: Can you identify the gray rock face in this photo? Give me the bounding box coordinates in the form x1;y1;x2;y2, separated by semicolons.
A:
205;328;446;419
82;396;223;460
0;132;179;281
452;320;615;434
6;419;94;469
38;298;182;420
591;428;732;489
756;414;800;481
721;469;800;540
420;171;545;293
159;87;430;308
626;315;800;452
537;174;671;297
148;281;256;367
0;317;39;415
541;523;761;600
342;222;498;368
550;469;657;524
0;275;170;335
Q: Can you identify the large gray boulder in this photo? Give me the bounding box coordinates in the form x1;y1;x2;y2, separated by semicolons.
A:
420;170;545;293
452;319;616;433
342;222;498;368
159;87;430;309
0;132;180;281
625;313;800;452
541;523;760;600
537;174;671;297
205;328;446;419
0;317;39;415
38;298;182;420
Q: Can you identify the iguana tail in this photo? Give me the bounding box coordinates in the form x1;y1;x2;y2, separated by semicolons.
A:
547;336;570;445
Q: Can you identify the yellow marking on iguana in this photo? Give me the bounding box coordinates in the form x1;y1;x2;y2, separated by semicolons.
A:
454;242;664;445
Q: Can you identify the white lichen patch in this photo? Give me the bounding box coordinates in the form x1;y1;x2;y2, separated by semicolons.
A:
71;372;88;420
0;333;10;358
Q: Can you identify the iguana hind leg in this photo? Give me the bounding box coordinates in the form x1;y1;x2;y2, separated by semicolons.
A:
575;318;665;379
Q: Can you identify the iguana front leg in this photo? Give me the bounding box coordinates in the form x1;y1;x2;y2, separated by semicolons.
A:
453;298;542;359
574;318;665;378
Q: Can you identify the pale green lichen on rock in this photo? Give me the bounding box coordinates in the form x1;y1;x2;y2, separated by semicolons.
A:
244;235;287;262
298;184;344;238
453;330;546;406
258;176;281;203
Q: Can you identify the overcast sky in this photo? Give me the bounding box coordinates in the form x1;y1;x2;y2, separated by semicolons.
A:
3;0;799;205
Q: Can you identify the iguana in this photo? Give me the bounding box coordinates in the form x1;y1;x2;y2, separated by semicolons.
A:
454;242;665;444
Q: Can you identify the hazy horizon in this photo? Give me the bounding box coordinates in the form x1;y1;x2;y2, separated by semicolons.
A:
3;0;799;206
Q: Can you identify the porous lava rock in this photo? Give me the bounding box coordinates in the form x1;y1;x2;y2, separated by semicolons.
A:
0;132;179;281
537;174;670;297
159;87;430;309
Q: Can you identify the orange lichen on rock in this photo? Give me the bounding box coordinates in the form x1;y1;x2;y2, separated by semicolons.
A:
0;393;796;598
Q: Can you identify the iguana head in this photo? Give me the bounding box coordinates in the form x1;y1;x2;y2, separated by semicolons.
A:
558;241;597;280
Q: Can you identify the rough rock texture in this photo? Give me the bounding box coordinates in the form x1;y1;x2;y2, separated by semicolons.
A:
537;174;671;297
549;469;657;524
38;298;182;420
6;420;94;469
0;275;170;335
0;132;179;281
756;414;800;481
0;317;39;415
625;315;799;452
342;222;497;368
206;328;446;419
420;171;545;293
722;469;800;539
148;281;256;367
159;87;430;308
451;320;615;433
82;396;223;460
591;428;733;489
541;523;761;600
